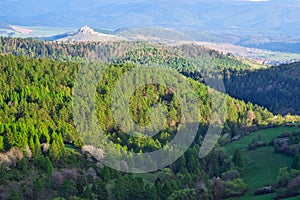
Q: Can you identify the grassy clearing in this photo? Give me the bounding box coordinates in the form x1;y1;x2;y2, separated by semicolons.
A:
137;126;300;199
284;196;300;200
225;126;300;200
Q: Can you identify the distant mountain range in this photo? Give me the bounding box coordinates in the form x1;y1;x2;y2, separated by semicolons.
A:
0;0;300;54
0;25;299;64
114;27;300;54
0;0;299;37
22;26;300;64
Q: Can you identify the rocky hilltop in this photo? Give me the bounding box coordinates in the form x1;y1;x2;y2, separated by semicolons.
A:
56;25;126;42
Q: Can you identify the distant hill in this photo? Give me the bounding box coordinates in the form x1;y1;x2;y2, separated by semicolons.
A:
47;26;126;42
117;27;191;42
109;28;300;64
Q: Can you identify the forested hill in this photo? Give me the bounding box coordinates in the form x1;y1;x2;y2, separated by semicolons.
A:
223;62;300;115
0;37;255;71
0;55;291;199
0;54;275;154
1;37;300;116
2;37;300;116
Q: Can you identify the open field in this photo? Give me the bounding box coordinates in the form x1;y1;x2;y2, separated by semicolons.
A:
226;126;300;200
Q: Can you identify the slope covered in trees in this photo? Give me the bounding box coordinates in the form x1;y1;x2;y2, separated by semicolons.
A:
0;37;299;199
0;54;277;156
0;53;288;199
223;62;300;115
0;37;256;71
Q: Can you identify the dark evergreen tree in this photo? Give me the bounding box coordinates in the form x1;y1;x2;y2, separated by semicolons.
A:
7;189;19;200
232;149;243;171
59;179;77;199
292;154;300;170
92;179;108;200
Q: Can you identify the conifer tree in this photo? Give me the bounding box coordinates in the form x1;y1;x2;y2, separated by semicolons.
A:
292;154;300;170
232;149;243;171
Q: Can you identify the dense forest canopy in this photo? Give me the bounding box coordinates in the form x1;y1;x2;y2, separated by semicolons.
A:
0;52;291;199
0;37;299;199
223;62;300;115
0;54;277;154
1;37;299;116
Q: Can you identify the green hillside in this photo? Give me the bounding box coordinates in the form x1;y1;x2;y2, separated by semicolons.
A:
0;53;292;199
224;62;300;115
226;126;300;200
0;38;299;199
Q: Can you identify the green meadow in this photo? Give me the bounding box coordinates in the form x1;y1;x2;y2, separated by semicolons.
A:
226;126;300;200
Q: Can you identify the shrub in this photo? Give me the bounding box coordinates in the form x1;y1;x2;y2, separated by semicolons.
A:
223;178;247;198
222;168;240;181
